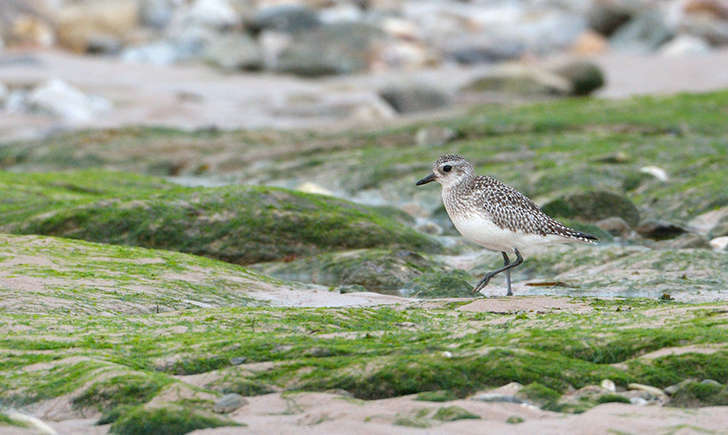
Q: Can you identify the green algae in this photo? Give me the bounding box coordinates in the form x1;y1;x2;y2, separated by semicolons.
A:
109;406;240;435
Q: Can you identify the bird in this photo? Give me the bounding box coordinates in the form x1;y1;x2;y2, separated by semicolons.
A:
416;154;597;296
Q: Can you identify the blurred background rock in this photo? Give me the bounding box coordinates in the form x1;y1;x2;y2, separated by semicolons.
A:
1;0;728;138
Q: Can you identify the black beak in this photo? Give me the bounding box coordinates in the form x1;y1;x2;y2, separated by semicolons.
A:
416;173;436;186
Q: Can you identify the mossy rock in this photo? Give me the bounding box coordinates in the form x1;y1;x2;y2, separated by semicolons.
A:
408;270;474;298
255;248;459;295
669;381;728;407
0;174;439;264
109;406;240;434
541;191;640;227
552;61;605;96
432;406;480;422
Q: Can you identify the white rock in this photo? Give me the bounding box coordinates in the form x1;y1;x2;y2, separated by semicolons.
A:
710;236;728;251
121;42;180;65
630;397;648;405
259;30;292;70
442;351;453;358
600;379;616;392
660;34;711;56
5;90;28;113
319;5;362;24
27;79;112;123
688;206;728;234
297;182;333;196
186;0;238;28
640;166;669;182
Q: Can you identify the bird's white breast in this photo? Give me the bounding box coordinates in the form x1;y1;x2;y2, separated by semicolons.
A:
450;212;566;253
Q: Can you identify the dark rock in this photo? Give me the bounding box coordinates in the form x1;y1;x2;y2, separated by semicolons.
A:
276;23;384;76
249;5;320;34
610;11;674;53
213;393;248;413
587;0;635;36
461;65;571;97
379;84;451;114
551;61;605;95
204;33;263;71
541;191;640;227
594;151;630;164
636;220;687;240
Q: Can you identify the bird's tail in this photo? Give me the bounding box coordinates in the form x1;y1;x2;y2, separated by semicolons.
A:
565;227;598;243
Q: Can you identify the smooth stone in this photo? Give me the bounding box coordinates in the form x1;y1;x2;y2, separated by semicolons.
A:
204;33;263;71
379;84;451;114
472;393;527;404
601;379;617;393
630;397;648;405
628;383;667;398
213;393;248;413
701;379;722;386
249;5;320;34
27;78;112;123
551;60;605;95
640;165;669;181
140;0;175;29
660;34;711;56
610;10;674;53
462;64;571;97
596;217;632;237
710;236;728;251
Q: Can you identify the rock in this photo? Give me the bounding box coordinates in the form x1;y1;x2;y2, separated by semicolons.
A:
26;79;112;123
709;216;728;238
710;236;728;251
665;379;694;395
408;270;473;298
636;220;687;240
230;356;247;365
587;0;635;36
594;151;630;164
8;14;55;48
319;5;363;24
379;84;451;114
373;40;439;71
204;33;263;71
415;221;443;236
595;217;632;237
139;0;175;29
121;41;180;65
601;379;616;393
56;0;138;53
471;393;527;404
610;10;674;53
688;206;728;235
249;5;320;34
336;284;367;294
570;30;609;55
628;383;667;399
541;191;640;228
659;34;711;56
259;30;292;69
701;379;723;387
630;397;648;405
445;35;526;65
551;60;605;95
660;233;711;249
276;23;384;76
213;393;247;413
678;4;728;45
184;0;239;29
415;126;456;147
639;166;669;182
462;64;571;97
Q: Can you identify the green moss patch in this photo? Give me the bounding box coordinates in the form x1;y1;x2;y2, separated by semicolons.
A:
109;406;240;435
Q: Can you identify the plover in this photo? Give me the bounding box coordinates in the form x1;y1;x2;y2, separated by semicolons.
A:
416;154;597;296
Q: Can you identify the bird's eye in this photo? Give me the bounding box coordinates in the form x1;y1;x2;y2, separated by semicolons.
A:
443;165;452;172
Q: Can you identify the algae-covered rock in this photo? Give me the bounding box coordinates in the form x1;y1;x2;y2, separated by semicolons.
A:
541;191;640;227
0;172;439;264
551;61;605;96
255;248;471;297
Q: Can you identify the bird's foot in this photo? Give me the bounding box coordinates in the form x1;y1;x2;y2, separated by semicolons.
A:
472;273;497;294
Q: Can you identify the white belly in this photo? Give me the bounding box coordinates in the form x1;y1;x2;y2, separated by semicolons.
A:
450;213;567;253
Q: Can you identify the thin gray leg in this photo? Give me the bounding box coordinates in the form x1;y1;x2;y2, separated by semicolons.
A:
473;248;523;295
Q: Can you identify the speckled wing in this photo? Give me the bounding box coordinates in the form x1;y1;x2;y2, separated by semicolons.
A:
475;176;597;242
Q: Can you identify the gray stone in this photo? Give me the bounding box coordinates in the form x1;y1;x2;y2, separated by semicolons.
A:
610;11;674;53
659;233;711;250
446;36;525;65
121;41;180;65
415;126;456;147
680;15;728;45
587;0;635;36
636;220;687;240
140;0;175;29
462;64;571;97
204;33;263;71
230;356;247;365
472;393;527;404
551;60;605;95
379;84;451;114
276;23;384;76
701;379;722;387
213;393;248;413
628;383;667;399
249;5;320;34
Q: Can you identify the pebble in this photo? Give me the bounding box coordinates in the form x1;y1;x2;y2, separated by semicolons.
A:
709;236;728;251
600;379;616;393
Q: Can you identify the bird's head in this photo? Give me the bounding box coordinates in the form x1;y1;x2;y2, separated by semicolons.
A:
416;154;474;188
